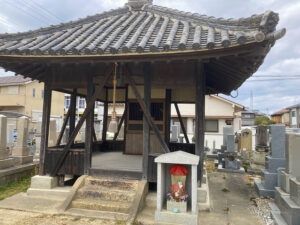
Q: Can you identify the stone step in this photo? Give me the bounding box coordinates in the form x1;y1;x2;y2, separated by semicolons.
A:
271;210;288;225
75;186;135;203
85;177;138;191
136;207;175;225
89;168;142;180
66;207;128;221
71;198;131;214
146;192;157;208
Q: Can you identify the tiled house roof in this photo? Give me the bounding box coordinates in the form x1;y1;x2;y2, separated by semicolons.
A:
0;0;285;56
0;75;32;85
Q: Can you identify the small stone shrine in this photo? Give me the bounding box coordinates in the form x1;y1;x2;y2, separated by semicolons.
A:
155;151;199;225
218;134;244;173
255;124;286;198
271;133;300;225
0;115;14;170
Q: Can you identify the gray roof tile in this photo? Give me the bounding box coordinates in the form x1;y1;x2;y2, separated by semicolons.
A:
0;2;283;56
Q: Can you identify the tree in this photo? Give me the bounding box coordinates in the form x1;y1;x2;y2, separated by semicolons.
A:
254;115;276;125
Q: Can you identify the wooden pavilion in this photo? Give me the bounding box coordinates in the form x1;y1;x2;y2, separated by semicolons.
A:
0;0;285;184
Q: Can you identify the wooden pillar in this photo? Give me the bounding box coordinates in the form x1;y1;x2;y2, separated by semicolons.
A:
85;74;94;174
195;61;205;184
69;89;77;139
143;62;152;180
102;88;108;142
39;81;52;175
165;89;171;145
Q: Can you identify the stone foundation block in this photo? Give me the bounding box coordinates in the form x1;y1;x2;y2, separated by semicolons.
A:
14;155;33;165
262;169;278;190
155;210;198;225
251;151;266;165
281;171;292;194
265;156;286;173
30;175;58;189
0;158;14;170
0;148;10;160
290;178;300;206
12;146;30;157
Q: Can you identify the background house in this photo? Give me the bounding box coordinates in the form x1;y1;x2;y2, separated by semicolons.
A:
287;103;300;128
271;108;290;126
171;95;244;149
0;75;65;131
241;109;265;126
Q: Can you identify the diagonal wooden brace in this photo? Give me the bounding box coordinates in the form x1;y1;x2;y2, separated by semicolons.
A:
50;65;113;176
174;103;190;144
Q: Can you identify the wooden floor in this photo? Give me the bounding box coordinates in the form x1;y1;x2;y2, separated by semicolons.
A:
91;152;142;172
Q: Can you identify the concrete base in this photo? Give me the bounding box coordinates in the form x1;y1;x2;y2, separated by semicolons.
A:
12;146;30;157
0;148;10;160
251;151;266;167
14;155;33;165
290;178;300;206
0;163;35;185
217;164;245;174
155;210;198;225
197;170;211;211
281;171;292;193
30;175;58;189
254;179;275;198
0;158;14;170
275;187;300;225
27;186;71;200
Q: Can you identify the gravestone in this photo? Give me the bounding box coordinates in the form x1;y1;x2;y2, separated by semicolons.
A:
171;125;180;143
218;134;244;173
255;125;269;152
271;133;300;225
255;125;286;198
251;126;270;171
0;115;14;170
48;119;57;147
241;129;252;163
12;116;33;165
218;126;233;165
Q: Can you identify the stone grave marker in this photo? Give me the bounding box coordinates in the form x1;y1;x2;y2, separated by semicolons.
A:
0;115;14;170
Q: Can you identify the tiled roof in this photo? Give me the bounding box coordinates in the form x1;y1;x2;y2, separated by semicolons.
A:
0;75;32;85
0;1;285;56
287;103;300;109
271;108;289;116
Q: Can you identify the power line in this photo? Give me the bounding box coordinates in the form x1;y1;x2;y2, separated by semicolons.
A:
2;0;49;27
29;0;64;22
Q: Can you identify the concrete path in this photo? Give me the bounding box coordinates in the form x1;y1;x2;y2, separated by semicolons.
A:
199;172;264;225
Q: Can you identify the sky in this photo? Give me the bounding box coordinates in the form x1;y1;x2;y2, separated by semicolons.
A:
0;0;299;114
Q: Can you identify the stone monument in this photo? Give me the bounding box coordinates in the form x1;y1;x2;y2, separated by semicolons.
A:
48;119;57;147
0;115;14;170
218;126;233;165
155;151;199;225
218;134;244;173
255;124;286;198
12;116;33;165
251;125;270;171
170;124;180;143
241;129;252;163
271;133;300;225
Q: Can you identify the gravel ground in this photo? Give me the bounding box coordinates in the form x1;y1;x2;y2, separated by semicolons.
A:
0;209;120;225
249;197;274;225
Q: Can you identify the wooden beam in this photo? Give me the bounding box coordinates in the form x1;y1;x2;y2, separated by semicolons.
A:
102;88;108;142
125;64;170;153
84;74;94;174
92;126;97;142
142;62;152;179
174;103;190;144
39;81;52;175
69;89;77;140
50;65;113;176
56;105;71;146
195;61;205;185
113;110;126;141
165;89;171;145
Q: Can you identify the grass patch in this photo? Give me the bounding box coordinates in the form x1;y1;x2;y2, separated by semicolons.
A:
222;188;230;193
246;182;254;187
0;176;31;200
